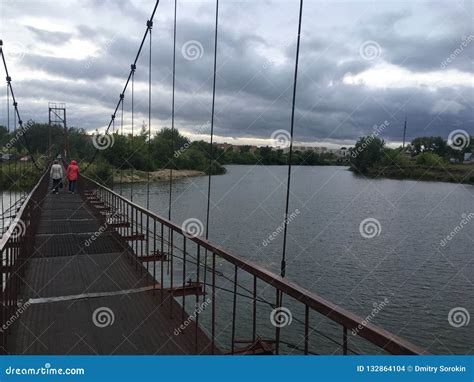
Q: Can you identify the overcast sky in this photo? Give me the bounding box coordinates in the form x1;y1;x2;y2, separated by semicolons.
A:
0;0;472;148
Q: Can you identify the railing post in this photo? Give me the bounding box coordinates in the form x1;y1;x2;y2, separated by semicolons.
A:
343;326;348;355
194;245;200;353
275;290;281;355
182;236;186;323
231;264;238;355
211;252;216;355
304;305;309;355
252;275;257;344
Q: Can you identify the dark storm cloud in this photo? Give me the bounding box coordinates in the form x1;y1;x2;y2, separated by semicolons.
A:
0;0;472;145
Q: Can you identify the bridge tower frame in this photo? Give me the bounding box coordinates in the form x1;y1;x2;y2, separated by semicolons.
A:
48;102;68;161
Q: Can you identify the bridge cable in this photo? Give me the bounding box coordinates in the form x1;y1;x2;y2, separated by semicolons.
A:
203;0;219;301
0;46;41;171
84;0;160;172
168;0;177;222
130;65;135;202
280;0;303;280
275;0;303;354
146;21;153;210
120;93;124;195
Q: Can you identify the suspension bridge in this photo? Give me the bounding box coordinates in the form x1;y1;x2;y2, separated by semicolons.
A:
0;0;427;355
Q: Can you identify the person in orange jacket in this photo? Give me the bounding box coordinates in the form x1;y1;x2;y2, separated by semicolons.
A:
66;160;79;194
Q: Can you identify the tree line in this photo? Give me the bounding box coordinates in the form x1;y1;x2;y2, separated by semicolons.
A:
349;134;474;183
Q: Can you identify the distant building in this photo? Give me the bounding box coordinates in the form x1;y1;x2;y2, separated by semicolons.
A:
464;153;472;162
216;143;232;151
282;146;328;154
215;143;258;153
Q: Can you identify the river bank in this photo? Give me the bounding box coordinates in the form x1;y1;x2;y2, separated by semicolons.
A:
113;169;205;183
363;163;474;185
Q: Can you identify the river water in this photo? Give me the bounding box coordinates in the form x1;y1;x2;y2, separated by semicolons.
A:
109;165;471;353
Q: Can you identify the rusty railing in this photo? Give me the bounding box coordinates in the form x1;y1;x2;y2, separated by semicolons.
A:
79;175;427;356
0;168;49;353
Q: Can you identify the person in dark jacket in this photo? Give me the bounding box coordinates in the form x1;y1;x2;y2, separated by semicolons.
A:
66;160;79;194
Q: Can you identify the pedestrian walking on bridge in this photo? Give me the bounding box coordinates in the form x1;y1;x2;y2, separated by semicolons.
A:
66;160;79;194
50;160;63;194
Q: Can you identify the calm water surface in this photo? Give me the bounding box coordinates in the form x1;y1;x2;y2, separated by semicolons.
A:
116;165;473;354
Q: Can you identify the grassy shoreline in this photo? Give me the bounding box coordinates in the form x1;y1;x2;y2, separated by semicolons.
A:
112;169;205;184
362;163;474;185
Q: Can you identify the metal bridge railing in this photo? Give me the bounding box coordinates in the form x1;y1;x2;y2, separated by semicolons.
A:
0;168;49;353
79;175;427;356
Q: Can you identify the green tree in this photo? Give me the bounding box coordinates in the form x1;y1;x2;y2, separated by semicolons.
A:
349;136;385;173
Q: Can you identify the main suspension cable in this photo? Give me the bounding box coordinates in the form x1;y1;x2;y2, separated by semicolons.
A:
84;0;161;172
1;43;41;171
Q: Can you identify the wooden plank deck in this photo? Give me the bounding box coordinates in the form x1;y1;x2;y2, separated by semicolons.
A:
8;182;216;355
